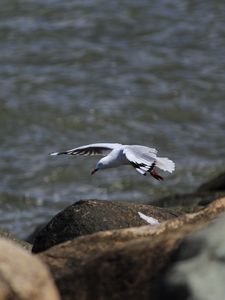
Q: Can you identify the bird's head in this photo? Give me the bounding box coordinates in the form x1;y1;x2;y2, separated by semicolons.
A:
91;159;106;175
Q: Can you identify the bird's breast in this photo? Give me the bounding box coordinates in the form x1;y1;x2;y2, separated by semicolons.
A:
107;149;128;167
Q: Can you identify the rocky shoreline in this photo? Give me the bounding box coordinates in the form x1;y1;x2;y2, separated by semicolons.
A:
0;171;225;300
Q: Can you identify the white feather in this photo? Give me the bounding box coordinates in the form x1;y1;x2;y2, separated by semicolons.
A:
155;157;175;173
50;152;59;156
138;212;160;225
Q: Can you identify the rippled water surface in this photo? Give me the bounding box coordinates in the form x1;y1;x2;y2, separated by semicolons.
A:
0;0;225;237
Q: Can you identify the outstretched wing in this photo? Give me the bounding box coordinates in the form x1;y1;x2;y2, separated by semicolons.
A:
123;145;157;175
50;143;121;157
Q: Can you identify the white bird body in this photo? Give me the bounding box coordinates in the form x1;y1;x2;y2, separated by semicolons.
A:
98;148;128;168
50;143;175;180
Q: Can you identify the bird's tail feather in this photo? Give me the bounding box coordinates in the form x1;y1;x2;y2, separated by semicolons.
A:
155;157;175;173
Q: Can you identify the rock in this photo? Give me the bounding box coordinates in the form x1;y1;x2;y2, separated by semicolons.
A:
0;228;32;251
26;223;47;244
151;171;225;210
154;213;225;300
150;191;225;211
39;197;225;300
32;199;178;253
0;238;60;300
197;171;225;193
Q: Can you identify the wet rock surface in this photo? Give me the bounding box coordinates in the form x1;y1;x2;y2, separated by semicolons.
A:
39;198;225;300
32;199;178;253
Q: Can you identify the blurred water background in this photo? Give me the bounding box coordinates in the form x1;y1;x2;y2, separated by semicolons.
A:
0;0;225;237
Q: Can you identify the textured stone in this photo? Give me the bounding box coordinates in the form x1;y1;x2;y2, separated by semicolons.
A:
39;197;225;300
32;199;178;253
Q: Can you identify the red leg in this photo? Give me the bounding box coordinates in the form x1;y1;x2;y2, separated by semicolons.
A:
150;169;164;181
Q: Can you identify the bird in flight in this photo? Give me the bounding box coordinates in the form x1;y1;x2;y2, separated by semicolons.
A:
50;143;175;180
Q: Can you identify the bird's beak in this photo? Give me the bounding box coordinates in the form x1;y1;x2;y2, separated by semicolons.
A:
91;168;98;175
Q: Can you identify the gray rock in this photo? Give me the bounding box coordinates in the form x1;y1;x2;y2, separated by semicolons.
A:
155;213;225;300
32;199;178;253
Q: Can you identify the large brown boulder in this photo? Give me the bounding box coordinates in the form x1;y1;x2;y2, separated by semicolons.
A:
0;238;60;300
32;199;178;253
39;197;225;300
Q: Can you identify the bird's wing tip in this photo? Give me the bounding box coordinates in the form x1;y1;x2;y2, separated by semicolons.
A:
49;152;58;156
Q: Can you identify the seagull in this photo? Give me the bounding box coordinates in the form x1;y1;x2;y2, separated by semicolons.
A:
50;143;175;180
